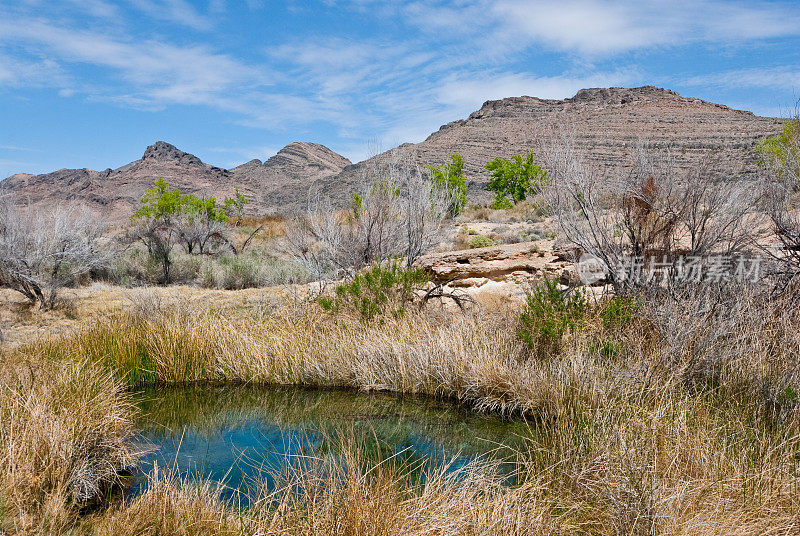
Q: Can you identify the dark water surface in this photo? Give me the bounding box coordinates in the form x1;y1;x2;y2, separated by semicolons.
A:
132;385;531;502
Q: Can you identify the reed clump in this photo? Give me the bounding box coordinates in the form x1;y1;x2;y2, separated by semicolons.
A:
0;351;140;534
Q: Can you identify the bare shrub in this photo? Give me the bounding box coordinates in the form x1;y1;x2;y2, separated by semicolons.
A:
542;131;756;290
0;200;108;309
758;113;800;288
285;151;451;285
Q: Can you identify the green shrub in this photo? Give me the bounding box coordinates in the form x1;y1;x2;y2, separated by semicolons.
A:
319;261;429;320
468;235;494;248
590;339;622;358
599;296;638;329
519;278;587;354
201;252;314;290
485;153;549;209
429;153;468;216
217;255;263;290
756;117;799;179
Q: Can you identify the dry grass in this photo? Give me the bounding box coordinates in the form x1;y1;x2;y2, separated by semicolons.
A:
3;285;800;534
0;351;140;534
85;433;562;536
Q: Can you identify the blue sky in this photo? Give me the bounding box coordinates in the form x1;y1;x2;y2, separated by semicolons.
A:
1;0;799;178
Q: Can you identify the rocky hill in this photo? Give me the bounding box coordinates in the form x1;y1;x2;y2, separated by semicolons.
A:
322;86;783;205
1;141;351;221
1;86;784;218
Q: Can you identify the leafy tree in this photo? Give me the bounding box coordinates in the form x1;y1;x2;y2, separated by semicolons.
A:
131;179;249;283
133;178;184;222
181;194;229;254
224;188;249;223
485;153;548;208
757;117;800;180
132;178;185;283
428;153;467;216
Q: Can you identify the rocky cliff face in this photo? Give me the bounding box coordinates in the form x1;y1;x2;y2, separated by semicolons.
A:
323;86;783;205
1;141;351;221
229;142;352;210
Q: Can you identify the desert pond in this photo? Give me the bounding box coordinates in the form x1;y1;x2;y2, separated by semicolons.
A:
132;384;531;502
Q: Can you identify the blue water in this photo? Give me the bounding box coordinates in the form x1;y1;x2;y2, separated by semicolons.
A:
132;385;528;502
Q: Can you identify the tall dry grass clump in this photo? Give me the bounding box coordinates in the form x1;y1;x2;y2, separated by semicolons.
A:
31;304;558;416
0;351;140;534
91;463;241;536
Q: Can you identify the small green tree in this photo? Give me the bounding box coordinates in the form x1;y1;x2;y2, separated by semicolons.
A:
131;179;241;282
485;153;548;208
428;153;467;216
132;178;186;283
224;188;249;223
133;178;184;222
182;194;229;254
757;117;800;180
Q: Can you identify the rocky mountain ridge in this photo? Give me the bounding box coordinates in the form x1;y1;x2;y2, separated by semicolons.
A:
321;86;783;205
1;141;351;221
2;86;784;219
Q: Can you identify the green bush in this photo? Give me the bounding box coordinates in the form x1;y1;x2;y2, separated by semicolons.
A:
429;153;468;216
756;117;799;179
485;153;549;209
468;235;494;248
217;255;263;290
599;296;637;329
519;278;587;354
319;261;429;320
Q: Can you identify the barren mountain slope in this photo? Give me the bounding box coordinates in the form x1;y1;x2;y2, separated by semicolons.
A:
1;86;784;218
322;86;783;205
1;141;350;221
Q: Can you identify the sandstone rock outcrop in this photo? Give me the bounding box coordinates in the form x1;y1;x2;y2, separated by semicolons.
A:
416;240;572;298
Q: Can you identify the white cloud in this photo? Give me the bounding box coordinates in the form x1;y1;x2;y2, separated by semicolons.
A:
683;67;800;90
0;18;274;109
402;0;800;56
125;0;212;31
0;53;70;88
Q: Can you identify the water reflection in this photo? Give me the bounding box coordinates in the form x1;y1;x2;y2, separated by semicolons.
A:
133;384;529;501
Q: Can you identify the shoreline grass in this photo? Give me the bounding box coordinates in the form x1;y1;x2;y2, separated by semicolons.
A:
3;289;800;534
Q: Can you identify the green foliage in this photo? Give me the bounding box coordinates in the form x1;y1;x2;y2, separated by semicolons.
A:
599;296;638;329
591;339;622;358
429;153;468;216
518;278;587;354
184;194;229;224
224;187;249;222
204;254;263;290
134;178;233;225
133;178;185;222
352;193;364;219
485;153;549;209
756;117;800;179
468;235;494;248
319;261;429;320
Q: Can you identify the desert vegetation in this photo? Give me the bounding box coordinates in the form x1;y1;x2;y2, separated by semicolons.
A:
1;117;800;535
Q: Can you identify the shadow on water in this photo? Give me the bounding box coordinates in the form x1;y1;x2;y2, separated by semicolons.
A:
131;384;531;503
